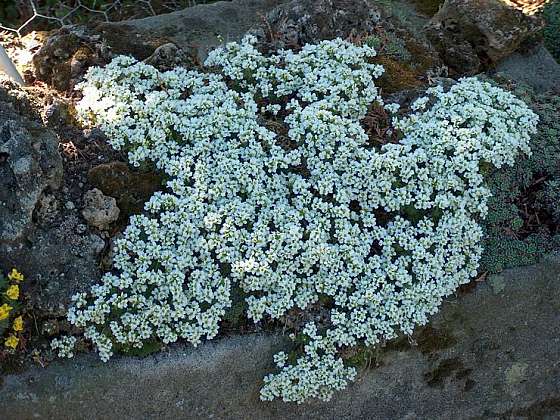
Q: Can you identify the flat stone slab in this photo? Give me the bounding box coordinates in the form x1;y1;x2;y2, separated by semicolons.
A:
1;254;559;419
495;44;560;93
97;0;288;60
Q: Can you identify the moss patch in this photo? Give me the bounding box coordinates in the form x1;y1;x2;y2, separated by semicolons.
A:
411;0;444;17
375;56;423;94
415;325;457;355
366;26;439;94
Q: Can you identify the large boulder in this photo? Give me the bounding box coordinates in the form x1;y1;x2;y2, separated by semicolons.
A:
0;254;558;418
495;44;560;93
97;0;287;61
426;0;544;74
0;81;63;243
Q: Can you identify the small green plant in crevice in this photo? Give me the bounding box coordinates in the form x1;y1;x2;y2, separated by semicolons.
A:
481;89;560;274
543;0;560;62
365;32;411;62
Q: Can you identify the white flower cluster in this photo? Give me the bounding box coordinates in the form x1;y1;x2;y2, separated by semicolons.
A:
62;35;537;403
51;336;77;358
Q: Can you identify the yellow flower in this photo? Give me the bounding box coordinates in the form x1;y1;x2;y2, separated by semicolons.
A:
13;316;23;332
5;335;19;349
0;303;12;321
6;284;19;300
7;268;24;282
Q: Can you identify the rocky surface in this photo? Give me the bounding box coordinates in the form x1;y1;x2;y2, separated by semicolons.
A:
495;44;560;93
426;0;544;74
32;31;108;92
11;215;106;315
0;81;63;243
1;254;558;419
31;0;444;92
30;0;287;91
0;79;107;314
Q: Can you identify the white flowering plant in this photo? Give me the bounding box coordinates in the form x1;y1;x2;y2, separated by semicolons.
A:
56;35;538;403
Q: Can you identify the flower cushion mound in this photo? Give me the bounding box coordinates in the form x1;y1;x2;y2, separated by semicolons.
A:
59;36;538;403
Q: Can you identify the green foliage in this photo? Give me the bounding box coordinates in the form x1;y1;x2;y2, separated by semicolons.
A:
223;285;247;328
366;32;412;62
385;37;412;62
481;90;560;273
345;345;380;369
543;0;560;62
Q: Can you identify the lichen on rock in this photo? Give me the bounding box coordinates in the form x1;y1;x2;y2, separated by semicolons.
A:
81;188;120;231
426;0;544;74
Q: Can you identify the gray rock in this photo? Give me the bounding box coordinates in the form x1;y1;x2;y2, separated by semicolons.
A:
495;44;560;93
0;80;106;314
34;192;60;225
31;0;288;92
0;81;63;243
1;213;105;314
1;255;558;419
82;188;120;231
32;32;82;91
